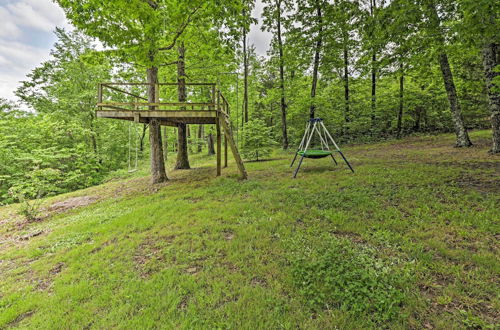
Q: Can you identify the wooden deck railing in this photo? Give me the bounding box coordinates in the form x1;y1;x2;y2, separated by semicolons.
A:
97;82;232;115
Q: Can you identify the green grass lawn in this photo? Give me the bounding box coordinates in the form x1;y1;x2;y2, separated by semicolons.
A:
1;130;498;329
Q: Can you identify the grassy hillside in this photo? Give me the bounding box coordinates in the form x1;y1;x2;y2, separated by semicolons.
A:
1;130;498;329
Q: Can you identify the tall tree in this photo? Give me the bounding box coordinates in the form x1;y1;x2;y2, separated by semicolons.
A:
175;41;190;169
421;0;472;147
262;0;291;149
309;0;323;119
323;0;361;126
397;61;404;138
243;12;250;124
384;0;420;137
370;0;377;129
458;0;499;152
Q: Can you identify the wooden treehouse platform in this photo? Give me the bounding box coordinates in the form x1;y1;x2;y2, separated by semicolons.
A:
96;82;247;179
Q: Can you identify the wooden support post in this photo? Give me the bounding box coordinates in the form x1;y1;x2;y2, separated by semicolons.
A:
216;115;222;176
224;134;228;168
219;116;248;179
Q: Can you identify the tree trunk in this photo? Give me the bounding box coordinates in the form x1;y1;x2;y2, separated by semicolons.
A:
397;67;404;138
187;125;193;153
370;0;377;131
276;0;288;149
371;53;376;130
425;0;472;147
309;1;322;119
243;15;249;124
481;42;500;153
197;124;203;153
343;37;350;124
139;124;147;153
163;126;168;161
438;52;472;147
175;42;190;169
414;106;422;132
147;65;167;183
207;133;215;155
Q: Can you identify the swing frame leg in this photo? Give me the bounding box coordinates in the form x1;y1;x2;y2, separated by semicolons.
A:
330;153;338;165
290;152;299;167
338;151;354;173
293;155;305;178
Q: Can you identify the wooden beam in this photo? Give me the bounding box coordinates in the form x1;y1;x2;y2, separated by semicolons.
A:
219;115;248;179
96;110;218;119
224;134;228;168
216;116;221;176
99;105;130;111
102;84;148;101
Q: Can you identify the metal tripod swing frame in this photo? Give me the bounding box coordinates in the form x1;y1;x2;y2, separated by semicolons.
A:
290;118;354;178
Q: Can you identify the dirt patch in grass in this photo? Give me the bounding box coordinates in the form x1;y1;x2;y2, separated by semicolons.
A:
50;262;65;275
178;295;190;310
223;230;235;241
19;229;44;241
431;161;500;172
133;237;170;278
185;266;201;275
48;196;99;213
455;175;500;194
220;261;239;273
251;276;267;287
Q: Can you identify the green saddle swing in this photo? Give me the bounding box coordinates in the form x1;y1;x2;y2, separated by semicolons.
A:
290;118;354;178
297;149;332;159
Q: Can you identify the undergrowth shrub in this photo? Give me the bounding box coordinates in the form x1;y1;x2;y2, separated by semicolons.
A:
241;118;275;161
8;186;44;221
288;236;412;324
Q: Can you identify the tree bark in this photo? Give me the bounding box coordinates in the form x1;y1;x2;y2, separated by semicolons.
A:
414;106;422;132
175;42;190;169
309;1;322;119
147;65;167;183
243;14;249;124
371;53;376;129
187;125;193;153
397;67;404;138
207;132;215;155
163;126;168;161
197;124;203;153
343;37;350;124
276;0;288;149
438;52;472;147
139;124;147;153
425;0;472;147
370;0;377;131
481;42;500;153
